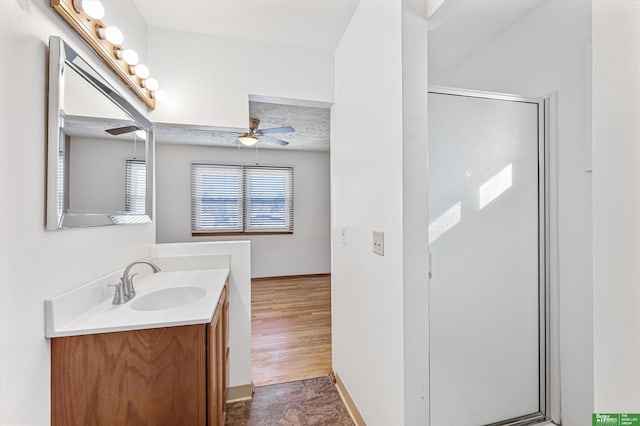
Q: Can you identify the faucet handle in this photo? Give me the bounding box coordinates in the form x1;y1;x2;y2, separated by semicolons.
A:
109;281;126;305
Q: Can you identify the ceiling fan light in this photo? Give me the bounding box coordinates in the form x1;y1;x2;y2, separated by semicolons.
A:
239;135;258;146
135;129;146;140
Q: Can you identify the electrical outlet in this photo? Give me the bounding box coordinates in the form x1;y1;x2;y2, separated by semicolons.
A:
373;231;384;256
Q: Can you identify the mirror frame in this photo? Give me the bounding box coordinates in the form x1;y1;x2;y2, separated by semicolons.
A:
47;36;154;230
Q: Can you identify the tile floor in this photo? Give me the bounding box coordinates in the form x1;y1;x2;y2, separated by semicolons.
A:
225;377;354;426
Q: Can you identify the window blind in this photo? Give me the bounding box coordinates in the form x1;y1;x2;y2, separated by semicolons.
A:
125;159;146;214
244;166;293;232
191;164;293;234
192;164;244;232
57;150;64;218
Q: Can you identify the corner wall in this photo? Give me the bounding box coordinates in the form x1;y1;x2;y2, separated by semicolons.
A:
331;0;406;423
401;1;430;424
592;0;640;412
0;1;154;424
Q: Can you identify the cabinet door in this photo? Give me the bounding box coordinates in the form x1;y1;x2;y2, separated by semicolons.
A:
206;283;229;426
221;285;229;412
216;309;225;425
52;325;206;426
207;310;221;426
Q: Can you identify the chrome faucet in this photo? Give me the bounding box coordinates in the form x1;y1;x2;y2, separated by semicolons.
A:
111;260;162;305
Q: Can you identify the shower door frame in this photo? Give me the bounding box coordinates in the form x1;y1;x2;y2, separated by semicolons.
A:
427;87;553;426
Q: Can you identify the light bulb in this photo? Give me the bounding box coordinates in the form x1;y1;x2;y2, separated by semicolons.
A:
74;0;104;19
135;129;146;140
135;64;150;79
122;49;139;66
239;135;258;146
154;90;167;102
145;78;159;91
104;26;123;45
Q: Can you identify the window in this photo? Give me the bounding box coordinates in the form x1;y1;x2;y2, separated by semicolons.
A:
125;159;146;214
57;150;65;218
191;164;293;234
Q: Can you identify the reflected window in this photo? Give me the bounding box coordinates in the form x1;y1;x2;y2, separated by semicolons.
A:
57;150;65;219
125;159;146;214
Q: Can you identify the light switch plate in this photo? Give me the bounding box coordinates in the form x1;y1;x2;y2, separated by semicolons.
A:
341;226;347;245
373;231;384;256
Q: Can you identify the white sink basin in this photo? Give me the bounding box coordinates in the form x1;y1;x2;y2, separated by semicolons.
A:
131;286;207;311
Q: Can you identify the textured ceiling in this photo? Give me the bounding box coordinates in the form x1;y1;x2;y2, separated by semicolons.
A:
155;101;330;152
133;0;361;51
64;115;140;141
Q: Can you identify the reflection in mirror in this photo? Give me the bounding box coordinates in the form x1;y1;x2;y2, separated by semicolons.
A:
47;36;153;229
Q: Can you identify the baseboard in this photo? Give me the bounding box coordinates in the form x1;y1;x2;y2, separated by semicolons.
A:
252;273;331;281
330;371;366;426
226;383;254;403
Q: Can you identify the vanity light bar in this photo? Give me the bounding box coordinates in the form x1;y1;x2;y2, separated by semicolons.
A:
51;0;158;109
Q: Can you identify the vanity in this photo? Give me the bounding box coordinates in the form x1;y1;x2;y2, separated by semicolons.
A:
44;34;253;425
46;266;230;426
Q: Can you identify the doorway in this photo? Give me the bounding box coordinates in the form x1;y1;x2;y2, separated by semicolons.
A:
428;89;548;426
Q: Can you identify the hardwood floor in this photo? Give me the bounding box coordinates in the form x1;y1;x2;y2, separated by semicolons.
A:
251;274;332;387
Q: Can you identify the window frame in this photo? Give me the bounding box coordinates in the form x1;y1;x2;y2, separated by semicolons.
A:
191;163;294;236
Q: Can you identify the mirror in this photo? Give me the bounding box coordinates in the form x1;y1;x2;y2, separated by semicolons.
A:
47;36;154;229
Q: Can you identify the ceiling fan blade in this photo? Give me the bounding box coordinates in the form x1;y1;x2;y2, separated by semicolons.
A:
105;125;139;136
258;126;294;135
258;135;289;146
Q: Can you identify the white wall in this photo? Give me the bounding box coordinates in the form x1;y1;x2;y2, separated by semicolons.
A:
147;28;334;128
592;0;640;413
429;1;592;424
332;0;406;423
0;1;153;424
401;1;430;424
155;144;330;278
69;136;140;212
64;63;133;120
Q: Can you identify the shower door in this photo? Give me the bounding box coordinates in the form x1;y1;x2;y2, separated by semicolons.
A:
428;90;547;426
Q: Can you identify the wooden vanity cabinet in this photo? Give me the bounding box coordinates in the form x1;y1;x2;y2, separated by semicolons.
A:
207;285;229;426
51;280;230;426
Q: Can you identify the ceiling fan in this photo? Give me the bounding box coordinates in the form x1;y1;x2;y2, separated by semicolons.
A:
232;118;294;147
104;125;146;140
105;125;140;136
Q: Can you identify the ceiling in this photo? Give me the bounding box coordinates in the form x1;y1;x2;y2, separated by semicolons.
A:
155;101;330;152
64;115;139;141
133;0;361;52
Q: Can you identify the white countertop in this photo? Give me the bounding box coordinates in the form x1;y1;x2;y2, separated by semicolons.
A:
46;268;229;338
